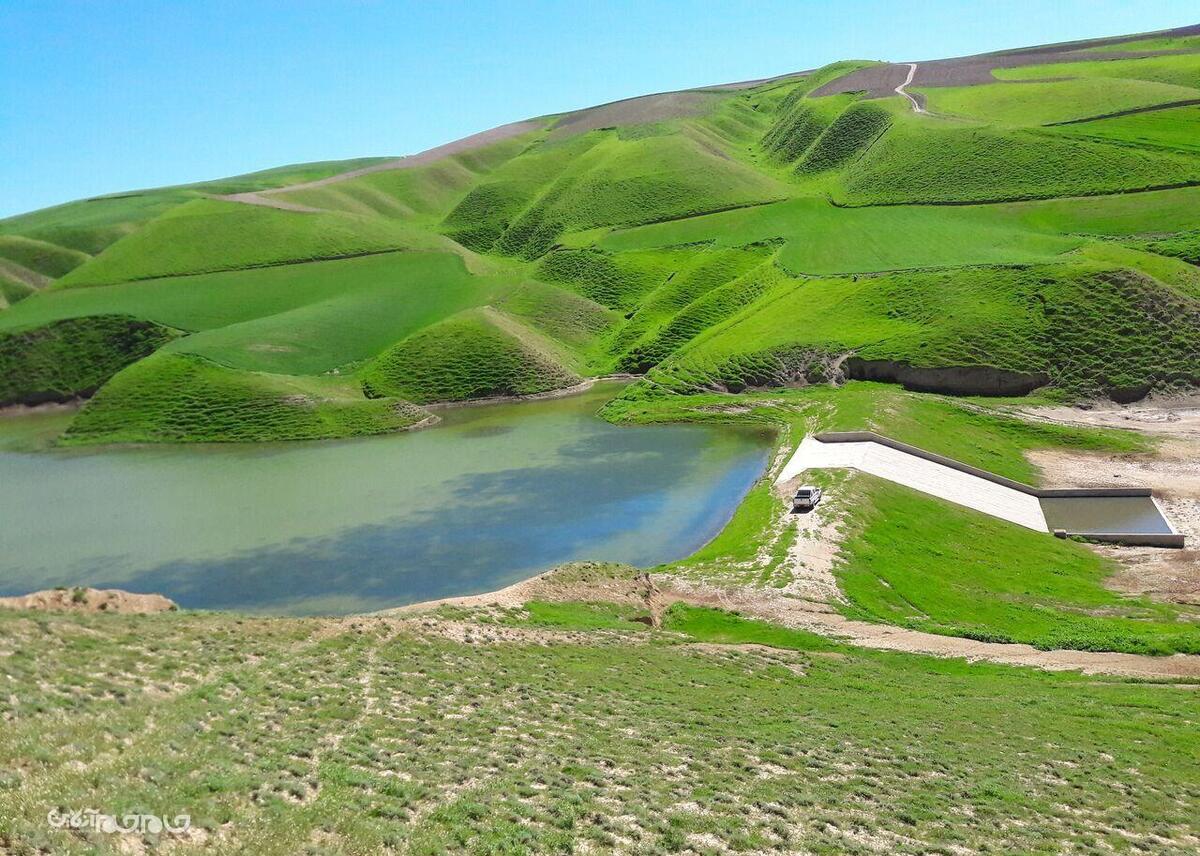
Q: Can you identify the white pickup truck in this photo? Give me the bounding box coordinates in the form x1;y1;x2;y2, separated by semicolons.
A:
792;485;822;512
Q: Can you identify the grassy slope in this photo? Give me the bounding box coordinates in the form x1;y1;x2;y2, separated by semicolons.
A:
994;51;1200;89
838;108;1200;205
159;253;503;375
836;476;1200;654
609;246;777;372
361;307;580;403
3;51;1200;850
447;129;788;259
1084;34;1200;53
918;77;1199;126
187;157;396;195
639;258;1200;400
0;252;510;376
492;279;617;361
1;606;1196;854
0;252;482;336
0;235;90;278
0;48;1196;443
0;156;391;257
54;199;453;287
599;196;1081;274
0;315;180;406
607;381;1146;490
606;382;1198;655
1052;103;1200;153
63;352;426;445
0;191;194;256
0;268;40;307
1007;184;1200;235
273;133;539;222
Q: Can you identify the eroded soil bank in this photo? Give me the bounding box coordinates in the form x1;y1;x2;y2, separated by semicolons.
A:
1024;396;1200;606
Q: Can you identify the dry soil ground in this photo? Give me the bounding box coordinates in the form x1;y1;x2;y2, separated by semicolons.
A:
1024;396;1200;606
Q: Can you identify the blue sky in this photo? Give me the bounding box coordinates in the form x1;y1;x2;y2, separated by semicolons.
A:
1;0;1196;217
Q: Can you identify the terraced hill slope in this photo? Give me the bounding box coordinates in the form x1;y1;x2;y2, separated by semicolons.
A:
3;23;1199;443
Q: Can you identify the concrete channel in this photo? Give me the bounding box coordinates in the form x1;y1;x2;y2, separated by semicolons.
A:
776;431;1185;547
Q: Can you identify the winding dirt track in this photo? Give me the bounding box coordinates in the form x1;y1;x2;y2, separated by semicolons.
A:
894;63;925;113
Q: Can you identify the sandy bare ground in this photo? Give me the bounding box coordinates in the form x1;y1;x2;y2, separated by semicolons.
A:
1024;397;1200;606
661;579;1200;679
222;118;545;212
0;587;176;614
385;561;663;617
218;193;325;213
398;562;1200;680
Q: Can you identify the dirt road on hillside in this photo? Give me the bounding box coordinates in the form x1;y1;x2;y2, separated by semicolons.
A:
894;63;925;113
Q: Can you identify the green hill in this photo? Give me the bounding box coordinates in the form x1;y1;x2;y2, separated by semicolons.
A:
63;351;427;445
0;28;1197;446
361;307;581;403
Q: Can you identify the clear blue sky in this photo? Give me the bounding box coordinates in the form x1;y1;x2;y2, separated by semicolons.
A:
1;0;1196;218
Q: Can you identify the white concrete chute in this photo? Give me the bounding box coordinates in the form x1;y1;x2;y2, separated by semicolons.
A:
776;434;1049;531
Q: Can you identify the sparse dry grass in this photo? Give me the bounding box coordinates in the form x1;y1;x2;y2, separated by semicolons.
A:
1;606;1197;854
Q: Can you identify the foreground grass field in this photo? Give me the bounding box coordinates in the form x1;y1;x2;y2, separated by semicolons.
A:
1;604;1197;855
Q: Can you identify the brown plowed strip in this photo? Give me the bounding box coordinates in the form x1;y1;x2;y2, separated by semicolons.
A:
811;22;1200;97
217;193;325;213
550;91;722;138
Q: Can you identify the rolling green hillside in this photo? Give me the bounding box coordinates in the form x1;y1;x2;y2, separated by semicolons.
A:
361;307;581;403
63;351;427;445
5;26;1200;853
1;29;1197;446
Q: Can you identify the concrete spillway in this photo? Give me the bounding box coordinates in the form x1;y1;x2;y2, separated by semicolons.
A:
776;432;1184;547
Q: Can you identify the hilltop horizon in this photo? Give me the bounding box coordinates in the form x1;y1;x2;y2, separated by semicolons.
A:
3;1;1198;216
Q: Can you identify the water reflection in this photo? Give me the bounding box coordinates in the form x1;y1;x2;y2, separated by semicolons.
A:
0;385;770;614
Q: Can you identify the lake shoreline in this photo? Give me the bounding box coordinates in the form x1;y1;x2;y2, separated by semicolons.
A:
420;374;639;412
0;384;771;614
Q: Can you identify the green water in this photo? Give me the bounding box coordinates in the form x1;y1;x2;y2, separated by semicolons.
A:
0;385;770;614
1040;496;1174;535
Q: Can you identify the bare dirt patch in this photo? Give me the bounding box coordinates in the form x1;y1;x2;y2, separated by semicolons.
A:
1024;398;1200;606
0;587;177;614
385;561;664;618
